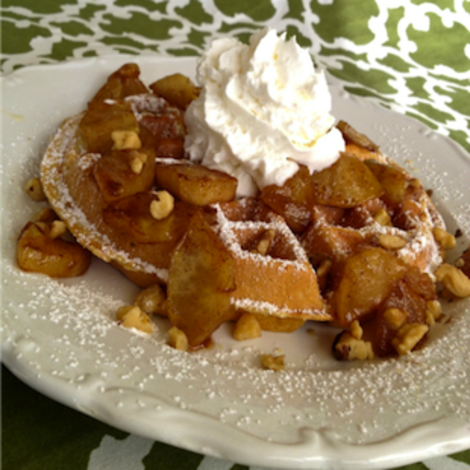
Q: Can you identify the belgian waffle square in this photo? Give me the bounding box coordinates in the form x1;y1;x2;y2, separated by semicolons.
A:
213;201;330;321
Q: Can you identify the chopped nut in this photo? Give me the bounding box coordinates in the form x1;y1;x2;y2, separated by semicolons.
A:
350;320;363;340
116;305;153;334
426;310;435;327
261;354;285;371
433;227;456;250
134;284;167;316
233;313;261;341
150;191;174;220
316;259;332;278
49;220;67;239
111;130;141;150
391;323;428;355
435;263;470;298
168;326;188;351
256;229;275;255
378;234;406;250
373;208;392;226
129;151;148;174
383;307;408;330
426;300;442;320
333;332;374;361
25;177;46;201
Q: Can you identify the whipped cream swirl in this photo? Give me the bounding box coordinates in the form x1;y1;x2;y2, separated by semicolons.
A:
184;27;345;197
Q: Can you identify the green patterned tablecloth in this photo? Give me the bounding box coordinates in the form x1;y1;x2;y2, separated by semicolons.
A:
1;1;470;469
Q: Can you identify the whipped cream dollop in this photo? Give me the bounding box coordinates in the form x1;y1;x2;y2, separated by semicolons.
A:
184;27;345;197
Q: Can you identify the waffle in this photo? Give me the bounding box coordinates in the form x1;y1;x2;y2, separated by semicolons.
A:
41;94;186;287
34;64;458;357
213;199;329;321
302;141;444;274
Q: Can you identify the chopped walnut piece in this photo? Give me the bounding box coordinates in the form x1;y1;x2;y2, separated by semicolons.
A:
111;130;141;150
49;220;67;239
435;263;470;298
378;234;407;250
333;332;374;361
134;284;168;317
383;307;408;330
433;227;456;250
168;326;188;351
391;323;428;356
25;177;46;202
150;190;174;220
255;229;275;255
261;354;285;371
426;311;435;327
373;208;392;226
316;258;332;278
350;320;363;340
426;300;442;320
129;151;148;174
116;305;153;334
233;313;261;341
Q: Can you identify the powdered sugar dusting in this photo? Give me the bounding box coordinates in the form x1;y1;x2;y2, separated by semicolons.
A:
2;61;470;466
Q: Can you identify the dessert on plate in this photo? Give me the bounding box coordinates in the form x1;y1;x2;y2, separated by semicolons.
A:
17;28;470;363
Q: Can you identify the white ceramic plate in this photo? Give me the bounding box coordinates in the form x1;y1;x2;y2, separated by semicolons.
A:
1;56;470;470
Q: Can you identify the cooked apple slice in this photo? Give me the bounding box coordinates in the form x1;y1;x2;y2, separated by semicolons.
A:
149;73;200;109
155;161;237;206
337;121;379;152
364;160;409;207
311;153;384;208
88;63;148;106
261;165;314;233
103;192;196;244
167;211;236;347
79;101;139;154
334;247;407;327
93;147;155;203
17;221;91;278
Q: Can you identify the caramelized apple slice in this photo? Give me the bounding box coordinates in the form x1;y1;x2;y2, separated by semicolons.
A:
261;165;314;233
103;192;196;244
167;211;236;347
337;121;379;152
311;153;384;208
79;101;139;154
88;63;148;106
149;73;200;109
334;247;407;327
364;160;409;207
93;148;155;203
154;138;184;159
139;113;185;158
17;222;91;278
155;161;237;206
